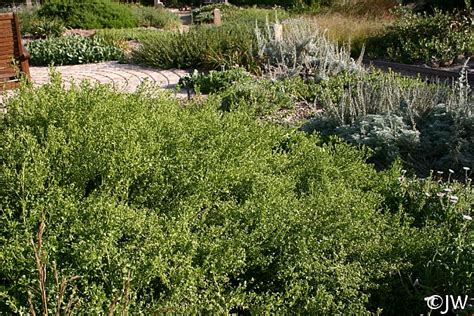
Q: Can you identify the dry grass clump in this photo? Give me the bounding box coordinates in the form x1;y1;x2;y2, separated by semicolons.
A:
327;0;398;16
310;13;391;46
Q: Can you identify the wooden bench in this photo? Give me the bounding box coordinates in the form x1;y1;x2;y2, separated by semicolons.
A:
0;12;30;91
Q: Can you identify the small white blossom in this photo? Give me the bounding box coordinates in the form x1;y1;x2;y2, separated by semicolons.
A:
449;195;459;204
463;167;470;171
449;169;454;174
424;192;431;197
462;214;472;221
437;171;444;175
436;192;445;197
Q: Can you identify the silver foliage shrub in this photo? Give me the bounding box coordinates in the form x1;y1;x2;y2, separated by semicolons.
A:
255;17;364;79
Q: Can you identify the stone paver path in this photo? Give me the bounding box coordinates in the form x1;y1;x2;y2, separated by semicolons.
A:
30;61;189;92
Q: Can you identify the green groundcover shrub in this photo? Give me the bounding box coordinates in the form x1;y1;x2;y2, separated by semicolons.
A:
27;35;124;66
179;69;307;115
38;0;138;29
0;77;472;314
367;9;474;65
179;68;254;93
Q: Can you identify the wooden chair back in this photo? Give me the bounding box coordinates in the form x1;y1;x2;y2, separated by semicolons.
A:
0;12;30;91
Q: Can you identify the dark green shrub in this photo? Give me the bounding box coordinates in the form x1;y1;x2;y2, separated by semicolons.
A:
27;35;124;66
18;8;38;35
368;9;474;65
401;0;471;12
26;18;66;39
38;0;138;29
369;173;473;314
17;4;65;39
132;23;258;71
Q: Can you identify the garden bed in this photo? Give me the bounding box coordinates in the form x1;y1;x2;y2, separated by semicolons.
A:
363;58;474;85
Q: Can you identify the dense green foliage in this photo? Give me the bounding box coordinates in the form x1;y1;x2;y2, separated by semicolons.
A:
401;0;472;11
38;0;138;29
132;23;258;71
27;35;123;66
181;65;473;177
180;68;301;115
368;9;474;65
18;8;66;39
179;68;254;93
1;78;472;314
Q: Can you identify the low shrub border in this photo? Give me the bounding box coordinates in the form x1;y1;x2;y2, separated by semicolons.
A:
27;35;124;66
0;77;472;314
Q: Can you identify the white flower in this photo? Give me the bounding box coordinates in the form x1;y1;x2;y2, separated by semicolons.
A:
449;195;459;204
443;188;453;193
449;169;454;173
463;167;470;171
424;192;431;197
436;192;445;197
437;171;444;175
462;214;472;221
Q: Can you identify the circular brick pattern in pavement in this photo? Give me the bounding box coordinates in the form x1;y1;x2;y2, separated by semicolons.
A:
1;62;190;108
29;61;189;93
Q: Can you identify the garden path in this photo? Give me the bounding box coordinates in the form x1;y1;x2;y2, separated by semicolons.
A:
29;61;189;93
1;62;189;109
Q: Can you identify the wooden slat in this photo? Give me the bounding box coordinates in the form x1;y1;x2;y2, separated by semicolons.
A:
0;68;16;78
0;55;17;63
0;13;14;21
0;30;14;38
0;81;20;92
0;41;16;49
14;13;29;78
0;22;13;29
0;54;18;62
0;48;16;56
0;12;29;90
0;72;16;80
0;21;13;27
0;71;17;78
